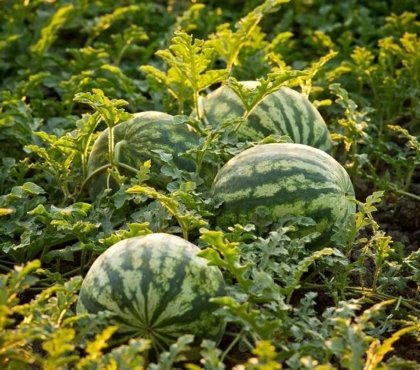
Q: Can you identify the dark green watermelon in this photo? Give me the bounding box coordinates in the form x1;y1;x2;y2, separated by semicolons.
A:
87;111;199;198
212;143;356;248
198;81;332;152
77;233;226;353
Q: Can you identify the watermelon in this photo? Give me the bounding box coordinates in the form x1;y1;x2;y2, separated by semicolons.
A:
211;143;356;248
77;233;226;353
198;81;332;152
86;111;199;199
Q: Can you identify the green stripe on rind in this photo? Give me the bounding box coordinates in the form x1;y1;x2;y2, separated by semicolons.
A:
77;233;226;352
246;87;331;150
257;90;298;141
199;83;332;152
213;143;341;185
276;89;302;142
87;111;199;198
212;143;355;249
199;88;245;126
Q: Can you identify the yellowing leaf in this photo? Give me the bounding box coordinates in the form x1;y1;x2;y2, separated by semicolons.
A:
86;326;119;360
0;208;14;216
31;5;74;56
42;328;76;357
364;324;420;370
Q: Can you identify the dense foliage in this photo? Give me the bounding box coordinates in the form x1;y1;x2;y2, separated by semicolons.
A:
0;0;419;369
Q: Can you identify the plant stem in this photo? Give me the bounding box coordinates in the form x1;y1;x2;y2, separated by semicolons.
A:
221;331;245;362
394;189;420;202
79;163;111;192
0;264;12;273
80;249;87;276
301;282;420;313
404;164;415;192
108;125;116;167
81;113;101;180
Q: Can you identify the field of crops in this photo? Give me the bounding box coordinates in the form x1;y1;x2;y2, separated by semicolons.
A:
0;0;419;368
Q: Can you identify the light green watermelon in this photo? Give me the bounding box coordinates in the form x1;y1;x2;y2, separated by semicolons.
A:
77;233;226;353
211;143;355;248
198;81;332;152
86;111;199;199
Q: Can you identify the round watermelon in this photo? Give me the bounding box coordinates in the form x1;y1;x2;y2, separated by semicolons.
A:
86;111;199;199
211;143;356;248
198;81;332;152
77;233;226;353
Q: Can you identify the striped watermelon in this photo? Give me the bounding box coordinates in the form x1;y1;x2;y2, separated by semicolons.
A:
87;111;199;199
198;81;332;152
77;233;226;353
212;143;355;248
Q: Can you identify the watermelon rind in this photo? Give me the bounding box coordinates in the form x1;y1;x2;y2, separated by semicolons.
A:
211;143;356;248
86;111;199;198
198;82;332;152
77;233;226;353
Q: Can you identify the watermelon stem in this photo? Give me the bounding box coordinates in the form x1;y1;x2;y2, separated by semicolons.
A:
0;264;12;273
394;189;420;202
80;163;112;192
80;161;140;197
113;139;127;165
302;283;420;314
193;89;201;121
116;162;141;175
194;130;220;175
81;112;102;180
221;330;246;362
80;249;87;276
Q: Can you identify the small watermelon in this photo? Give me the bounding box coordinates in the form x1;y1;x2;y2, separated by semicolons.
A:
198;81;332;152
77;233;226;353
211;143;356;248
86;111;199;198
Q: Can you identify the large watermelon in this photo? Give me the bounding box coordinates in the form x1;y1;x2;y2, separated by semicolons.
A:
211;143;356;248
86;111;199;198
77;233;226;353
198;81;332;152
